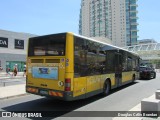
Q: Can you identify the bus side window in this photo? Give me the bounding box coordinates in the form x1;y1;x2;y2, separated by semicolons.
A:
127;57;132;71
74;37;88;77
121;51;127;72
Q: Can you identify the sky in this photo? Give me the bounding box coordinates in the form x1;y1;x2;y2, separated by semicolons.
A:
0;0;160;42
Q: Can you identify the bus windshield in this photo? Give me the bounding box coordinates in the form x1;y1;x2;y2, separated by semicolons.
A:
28;34;66;56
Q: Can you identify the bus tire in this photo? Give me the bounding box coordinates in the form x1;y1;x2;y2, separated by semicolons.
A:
102;80;111;96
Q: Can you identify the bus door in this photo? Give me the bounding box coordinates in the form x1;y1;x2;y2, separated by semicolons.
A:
115;52;122;87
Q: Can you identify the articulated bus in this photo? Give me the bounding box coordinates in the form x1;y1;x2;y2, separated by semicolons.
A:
26;32;140;101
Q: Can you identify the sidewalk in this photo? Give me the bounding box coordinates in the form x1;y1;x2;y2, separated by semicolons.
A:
0;84;26;99
0;72;27;99
0;72;25;79
113;94;160;120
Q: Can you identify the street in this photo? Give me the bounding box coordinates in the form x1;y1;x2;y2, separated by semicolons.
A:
0;73;160;120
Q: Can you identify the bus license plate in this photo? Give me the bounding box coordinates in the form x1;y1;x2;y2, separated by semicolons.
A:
40;90;48;95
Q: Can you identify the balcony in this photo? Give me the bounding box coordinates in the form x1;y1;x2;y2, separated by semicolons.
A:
131;35;138;38
130;10;138;14
131;22;139;26
130;16;139;19
129;4;138;7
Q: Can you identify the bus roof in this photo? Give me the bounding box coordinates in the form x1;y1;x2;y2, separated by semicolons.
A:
71;32;139;57
29;32;139;57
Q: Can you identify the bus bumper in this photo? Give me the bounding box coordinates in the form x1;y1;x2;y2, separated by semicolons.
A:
26;86;84;101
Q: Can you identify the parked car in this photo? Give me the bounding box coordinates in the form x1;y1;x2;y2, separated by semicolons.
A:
139;66;156;79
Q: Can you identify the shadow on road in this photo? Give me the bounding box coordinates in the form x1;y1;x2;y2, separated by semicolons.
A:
2;81;138;119
138;78;156;81
110;81;138;94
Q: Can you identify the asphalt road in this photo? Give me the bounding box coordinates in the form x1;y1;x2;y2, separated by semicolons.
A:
0;73;160;120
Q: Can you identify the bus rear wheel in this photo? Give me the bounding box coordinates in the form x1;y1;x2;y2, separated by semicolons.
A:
102;80;111;96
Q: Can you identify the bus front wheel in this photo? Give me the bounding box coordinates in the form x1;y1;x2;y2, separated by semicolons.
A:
102;80;111;96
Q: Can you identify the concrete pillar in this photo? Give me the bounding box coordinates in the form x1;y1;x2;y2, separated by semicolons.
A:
141;98;160;112
156;90;160;100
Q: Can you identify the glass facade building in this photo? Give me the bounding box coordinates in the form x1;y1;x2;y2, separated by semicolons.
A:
126;0;138;46
79;0;138;47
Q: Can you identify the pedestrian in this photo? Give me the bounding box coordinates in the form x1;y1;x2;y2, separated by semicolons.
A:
0;66;3;71
23;65;26;77
13;64;18;76
6;67;11;76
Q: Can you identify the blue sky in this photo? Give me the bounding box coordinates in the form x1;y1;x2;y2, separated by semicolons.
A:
137;0;160;42
0;0;160;42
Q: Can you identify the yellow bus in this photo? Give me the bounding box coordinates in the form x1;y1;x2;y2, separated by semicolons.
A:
26;32;140;101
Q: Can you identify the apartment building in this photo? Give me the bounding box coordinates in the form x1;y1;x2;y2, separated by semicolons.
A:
79;0;138;47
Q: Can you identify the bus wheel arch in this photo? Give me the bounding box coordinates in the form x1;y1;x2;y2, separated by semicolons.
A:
102;78;111;96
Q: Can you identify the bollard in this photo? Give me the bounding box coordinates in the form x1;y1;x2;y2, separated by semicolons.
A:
156;90;160;100
141;98;160;112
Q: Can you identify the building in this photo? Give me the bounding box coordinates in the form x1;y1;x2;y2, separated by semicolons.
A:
79;0;138;47
124;42;160;69
0;29;36;72
138;39;157;45
79;0;90;37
